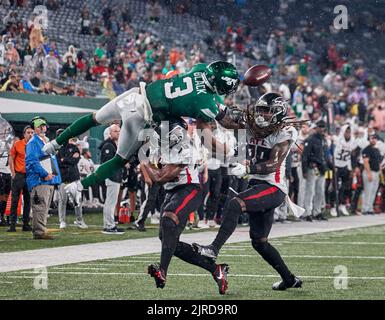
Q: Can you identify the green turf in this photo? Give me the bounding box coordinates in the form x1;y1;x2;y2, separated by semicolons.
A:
0;212;211;253
1;225;385;300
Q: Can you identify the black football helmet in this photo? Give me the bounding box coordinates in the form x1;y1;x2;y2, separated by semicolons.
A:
246;92;288;138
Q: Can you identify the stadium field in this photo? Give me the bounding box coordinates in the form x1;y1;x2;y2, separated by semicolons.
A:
0;212;211;253
1;225;385;300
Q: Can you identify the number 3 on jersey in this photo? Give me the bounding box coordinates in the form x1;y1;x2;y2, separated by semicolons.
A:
164;77;193;99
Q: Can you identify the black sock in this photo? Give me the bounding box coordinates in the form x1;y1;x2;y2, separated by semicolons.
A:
252;241;294;283
0;201;6;220
160;217;179;275
174;241;217;273
212;199;242;252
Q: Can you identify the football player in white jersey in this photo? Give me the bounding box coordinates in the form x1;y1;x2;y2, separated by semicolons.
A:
333;125;357;216
193;93;302;291
144;118;230;295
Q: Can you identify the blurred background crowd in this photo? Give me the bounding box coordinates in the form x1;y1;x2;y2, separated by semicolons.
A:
1;0;385;233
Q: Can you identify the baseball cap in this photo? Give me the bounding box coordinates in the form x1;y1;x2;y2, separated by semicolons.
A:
31;116;47;129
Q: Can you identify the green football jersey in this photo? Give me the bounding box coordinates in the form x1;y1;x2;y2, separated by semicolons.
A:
145;63;224;122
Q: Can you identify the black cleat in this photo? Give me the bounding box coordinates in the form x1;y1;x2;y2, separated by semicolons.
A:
192;243;218;260
272;276;302;291
22;224;32;232
315;214;328;221
7;224;16;232
148;264;166;289
212;264;229;295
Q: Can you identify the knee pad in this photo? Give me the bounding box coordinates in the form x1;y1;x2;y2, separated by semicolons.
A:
161;216;177;232
251;239;268;253
228;198;244;214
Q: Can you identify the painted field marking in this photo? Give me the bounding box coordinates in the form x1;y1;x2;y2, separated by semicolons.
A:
15;271;385;280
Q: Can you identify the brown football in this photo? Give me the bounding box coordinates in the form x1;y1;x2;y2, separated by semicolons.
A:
242;65;272;86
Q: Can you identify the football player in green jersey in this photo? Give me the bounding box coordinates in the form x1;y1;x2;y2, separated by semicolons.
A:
43;61;241;194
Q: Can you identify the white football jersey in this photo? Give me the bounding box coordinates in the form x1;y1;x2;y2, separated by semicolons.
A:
78;156;95;176
333;126;357;170
0;150;10;174
247;126;298;194
160;138;201;191
291;130;308;168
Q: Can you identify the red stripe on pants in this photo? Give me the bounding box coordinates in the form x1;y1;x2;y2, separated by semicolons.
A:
175;189;198;215
243;186;278;201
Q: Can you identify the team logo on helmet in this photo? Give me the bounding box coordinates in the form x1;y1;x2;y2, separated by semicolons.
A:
221;76;239;86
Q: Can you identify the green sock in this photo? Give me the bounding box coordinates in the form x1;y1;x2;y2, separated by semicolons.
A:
81;155;128;189
56;114;97;145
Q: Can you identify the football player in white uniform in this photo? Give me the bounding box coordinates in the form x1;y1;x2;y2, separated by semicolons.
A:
333;125;357;216
144;118;230;295
193;93;303;291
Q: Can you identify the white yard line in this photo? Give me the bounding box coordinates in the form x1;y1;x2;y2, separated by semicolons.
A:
13;270;385;280
1;215;385;273
219;254;385;259
226;241;385;247
50;267;110;271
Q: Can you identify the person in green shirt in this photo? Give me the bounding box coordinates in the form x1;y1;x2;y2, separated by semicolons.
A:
94;43;106;60
43;61;241;195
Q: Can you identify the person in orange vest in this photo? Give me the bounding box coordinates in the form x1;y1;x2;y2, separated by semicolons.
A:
8;125;35;232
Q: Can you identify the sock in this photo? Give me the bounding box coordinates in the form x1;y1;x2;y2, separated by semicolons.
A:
56;114;97;145
0;201;6;220
174;241;217;273
252;240;294;283
159;217;179;275
211;198;242;252
81;155;127;188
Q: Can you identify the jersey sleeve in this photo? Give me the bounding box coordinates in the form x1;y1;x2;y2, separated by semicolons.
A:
190;63;207;73
196;96;220;122
362;146;370;159
274;127;298;145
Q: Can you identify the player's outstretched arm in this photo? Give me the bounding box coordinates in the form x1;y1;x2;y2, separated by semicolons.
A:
248;140;290;174
216;107;246;130
142;162;184;183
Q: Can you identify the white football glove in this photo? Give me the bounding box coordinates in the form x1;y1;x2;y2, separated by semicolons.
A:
231;163;247;178
42;139;61;155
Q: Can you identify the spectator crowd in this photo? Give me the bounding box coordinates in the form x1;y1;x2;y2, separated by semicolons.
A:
1;0;385;238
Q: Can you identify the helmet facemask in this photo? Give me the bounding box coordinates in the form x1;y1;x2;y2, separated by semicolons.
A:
254;97;287;128
246;95;288;138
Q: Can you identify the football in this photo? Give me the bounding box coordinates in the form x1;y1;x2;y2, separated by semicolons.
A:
242;65;272;86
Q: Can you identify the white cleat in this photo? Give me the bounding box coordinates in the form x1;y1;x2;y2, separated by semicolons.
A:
339;205;350;216
197;220;210;229
74;220;88;229
330;207;338;217
42;139;61;155
59;221;67;229
208;220;220;228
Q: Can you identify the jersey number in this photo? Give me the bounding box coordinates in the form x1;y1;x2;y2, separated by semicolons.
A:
164;77;193;99
336;149;350;161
